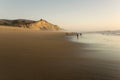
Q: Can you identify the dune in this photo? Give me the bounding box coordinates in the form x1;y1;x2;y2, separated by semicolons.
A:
0;19;63;31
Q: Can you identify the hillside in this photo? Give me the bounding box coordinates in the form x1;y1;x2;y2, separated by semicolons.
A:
0;19;62;31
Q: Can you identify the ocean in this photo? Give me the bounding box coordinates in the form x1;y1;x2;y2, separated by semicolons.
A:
67;33;120;80
70;33;120;61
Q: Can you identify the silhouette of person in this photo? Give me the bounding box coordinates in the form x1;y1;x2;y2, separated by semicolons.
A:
80;33;82;36
77;33;79;39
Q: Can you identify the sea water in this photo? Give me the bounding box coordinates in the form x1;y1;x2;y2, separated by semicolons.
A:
69;33;120;61
68;33;120;80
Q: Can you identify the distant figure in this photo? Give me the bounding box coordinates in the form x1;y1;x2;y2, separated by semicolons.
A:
76;33;79;39
80;33;82;36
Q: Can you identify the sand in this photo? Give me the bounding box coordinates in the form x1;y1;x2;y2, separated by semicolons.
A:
0;27;85;80
0;26;119;80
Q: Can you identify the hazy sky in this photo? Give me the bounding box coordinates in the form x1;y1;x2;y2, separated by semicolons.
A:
0;0;120;31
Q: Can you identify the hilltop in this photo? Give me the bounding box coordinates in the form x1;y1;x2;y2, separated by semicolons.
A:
0;19;62;31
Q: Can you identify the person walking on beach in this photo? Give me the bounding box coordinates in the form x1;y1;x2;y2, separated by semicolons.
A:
80;33;82;36
76;33;79;39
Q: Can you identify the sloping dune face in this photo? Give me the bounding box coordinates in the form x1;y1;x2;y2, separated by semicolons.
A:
29;19;62;30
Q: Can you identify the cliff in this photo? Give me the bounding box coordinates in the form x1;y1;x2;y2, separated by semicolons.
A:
0;19;62;31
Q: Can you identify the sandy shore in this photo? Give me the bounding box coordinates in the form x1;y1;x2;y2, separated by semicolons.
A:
0;28;85;80
0;27;120;80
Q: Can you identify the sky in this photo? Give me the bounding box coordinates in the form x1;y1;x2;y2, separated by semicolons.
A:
0;0;120;31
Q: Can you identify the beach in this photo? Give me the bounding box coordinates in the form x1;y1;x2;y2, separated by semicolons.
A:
0;28;83;80
0;28;120;80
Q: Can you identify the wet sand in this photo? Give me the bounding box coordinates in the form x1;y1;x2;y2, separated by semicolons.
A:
0;29;120;80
